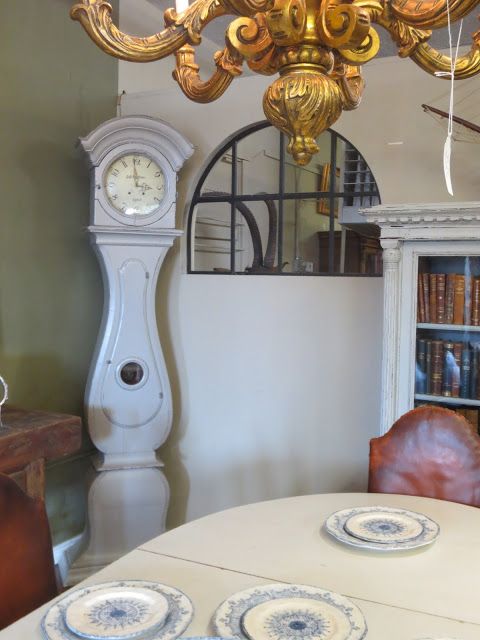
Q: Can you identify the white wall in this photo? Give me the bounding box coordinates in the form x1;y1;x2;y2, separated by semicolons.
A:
117;15;480;526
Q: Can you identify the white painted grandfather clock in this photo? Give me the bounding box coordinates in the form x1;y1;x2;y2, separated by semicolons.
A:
69;116;193;582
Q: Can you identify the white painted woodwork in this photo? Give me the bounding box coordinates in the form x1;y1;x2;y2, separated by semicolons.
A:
362;201;480;434
68;116;193;584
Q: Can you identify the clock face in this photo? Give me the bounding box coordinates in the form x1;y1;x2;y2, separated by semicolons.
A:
104;153;166;216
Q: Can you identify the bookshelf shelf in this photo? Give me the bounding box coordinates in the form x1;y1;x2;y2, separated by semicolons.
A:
417;323;480;332
414;394;480;407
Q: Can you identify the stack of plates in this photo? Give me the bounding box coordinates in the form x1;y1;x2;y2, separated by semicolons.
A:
212;583;367;640
324;506;440;551
41;581;194;640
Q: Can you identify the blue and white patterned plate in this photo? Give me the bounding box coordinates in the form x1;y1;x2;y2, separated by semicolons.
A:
212;583;367;640
41;581;194;640
64;586;169;640
324;506;440;552
344;509;423;544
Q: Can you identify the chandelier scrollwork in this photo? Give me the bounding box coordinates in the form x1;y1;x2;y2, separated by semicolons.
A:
71;0;480;165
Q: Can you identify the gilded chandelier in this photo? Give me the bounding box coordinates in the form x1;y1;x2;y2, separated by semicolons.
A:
71;0;480;165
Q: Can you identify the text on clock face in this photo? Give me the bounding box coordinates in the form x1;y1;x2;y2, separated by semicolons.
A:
104;153;165;216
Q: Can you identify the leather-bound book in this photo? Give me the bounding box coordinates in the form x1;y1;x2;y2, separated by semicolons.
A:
429;274;437;323
425;340;432;394
422;273;430;323
431;340;444;396
442;341;455;397
418;275;426;323
416;339;427;393
453;274;465;324
452;342;462;397
471;277;480;326
470;347;479;399
465;275;473;326
460;345;471;398
436;273;446;323
445;273;456;324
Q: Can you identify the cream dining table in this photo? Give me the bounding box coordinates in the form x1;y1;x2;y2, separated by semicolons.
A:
2;492;480;640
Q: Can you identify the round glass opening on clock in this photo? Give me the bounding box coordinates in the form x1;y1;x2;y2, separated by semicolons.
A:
104;153;165;216
120;362;144;386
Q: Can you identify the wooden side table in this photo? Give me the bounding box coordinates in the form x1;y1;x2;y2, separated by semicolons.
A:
0;407;82;499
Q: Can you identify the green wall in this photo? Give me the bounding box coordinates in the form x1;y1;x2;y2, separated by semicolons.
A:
0;2;118;543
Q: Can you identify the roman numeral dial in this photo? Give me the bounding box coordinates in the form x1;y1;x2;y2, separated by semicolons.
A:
104;153;166;216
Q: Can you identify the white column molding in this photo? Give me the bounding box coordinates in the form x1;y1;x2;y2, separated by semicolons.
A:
379;239;402;434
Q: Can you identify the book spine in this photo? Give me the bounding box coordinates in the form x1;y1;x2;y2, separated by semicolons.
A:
425;340;432;395
422;273;430;323
460;345;471;398
472;277;480;326
445;273;455;324
470;347;479;399
416;339;427;393
452;342;462;397
418;275;426;323
442;341;454;397
453;275;466;325
431;340;444;396
436;274;446;324
429;274;437;323
465;274;473;326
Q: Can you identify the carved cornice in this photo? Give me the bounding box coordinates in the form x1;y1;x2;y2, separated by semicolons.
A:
361;202;480;226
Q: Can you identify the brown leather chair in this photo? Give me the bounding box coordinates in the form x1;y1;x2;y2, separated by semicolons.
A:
368;406;480;507
0;472;57;630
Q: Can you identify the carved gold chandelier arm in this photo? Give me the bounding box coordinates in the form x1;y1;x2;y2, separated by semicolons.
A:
70;0;189;60
410;37;480;78
332;60;365;110
173;44;244;102
70;0;274;62
389;0;480;29
227;14;279;74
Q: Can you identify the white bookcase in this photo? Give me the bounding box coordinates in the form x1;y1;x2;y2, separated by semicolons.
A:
362;202;480;434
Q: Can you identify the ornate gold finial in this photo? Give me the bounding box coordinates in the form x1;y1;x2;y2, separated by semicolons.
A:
71;0;480;165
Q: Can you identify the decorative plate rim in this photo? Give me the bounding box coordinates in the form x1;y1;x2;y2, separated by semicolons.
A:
41;580;194;640
324;506;440;552
64;585;170;640
212;582;367;640
240;596;354;640
343;510;424;544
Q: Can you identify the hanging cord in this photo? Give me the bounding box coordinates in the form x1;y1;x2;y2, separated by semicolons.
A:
435;0;463;195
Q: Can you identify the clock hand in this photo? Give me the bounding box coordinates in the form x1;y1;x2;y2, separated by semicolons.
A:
133;161;140;188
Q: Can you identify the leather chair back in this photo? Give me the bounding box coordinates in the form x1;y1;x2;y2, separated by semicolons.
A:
0;473;57;629
369;406;480;507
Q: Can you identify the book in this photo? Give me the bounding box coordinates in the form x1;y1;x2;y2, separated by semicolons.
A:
460;345;471;398
436;273;446;323
452;342;462;397
429;274;437;323
422;273;430;323
445;273;456;324
425;340;432;394
453;274;465;324
418;276;426;323
431;340;444;395
471;346;479;399
472;277;480;326
465;274;473;326
442;341;455;397
416;339;427;393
